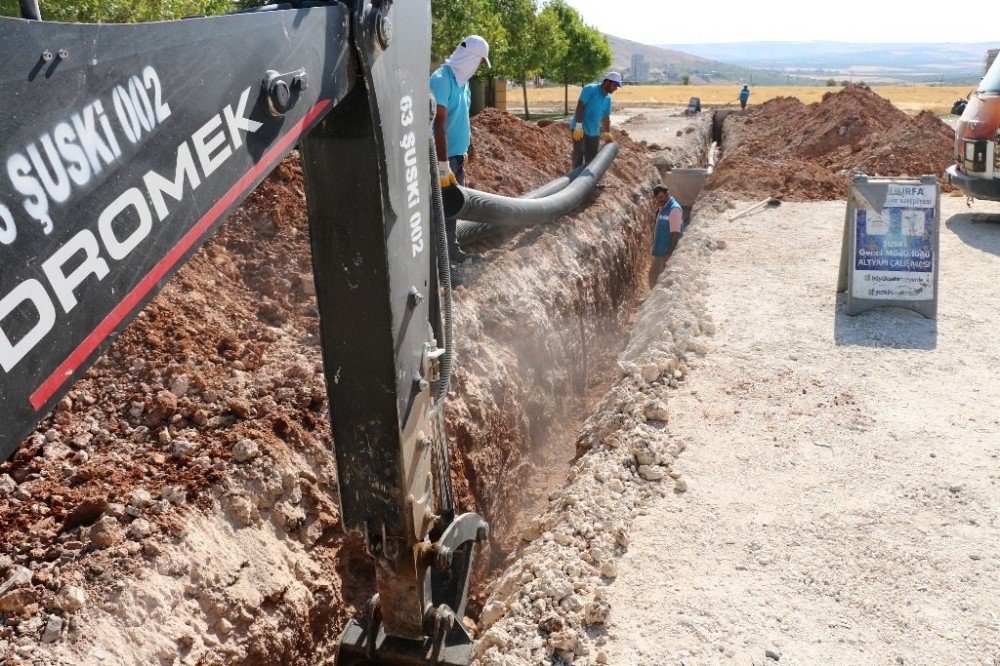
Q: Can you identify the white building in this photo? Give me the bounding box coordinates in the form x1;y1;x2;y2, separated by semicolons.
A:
630;53;650;83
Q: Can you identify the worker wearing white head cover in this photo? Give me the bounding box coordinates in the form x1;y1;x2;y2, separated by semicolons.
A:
430;36;491;276
444;35;492;87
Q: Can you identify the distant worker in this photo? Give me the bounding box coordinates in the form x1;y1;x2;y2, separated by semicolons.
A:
739;84;750;110
648;185;683;287
570;71;622;168
430;35;492;282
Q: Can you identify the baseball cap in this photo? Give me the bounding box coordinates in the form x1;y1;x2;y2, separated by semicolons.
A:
604;71;622;86
461;35;492;68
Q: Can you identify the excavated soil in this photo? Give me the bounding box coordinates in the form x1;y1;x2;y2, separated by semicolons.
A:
705;85;956;201
0;110;660;664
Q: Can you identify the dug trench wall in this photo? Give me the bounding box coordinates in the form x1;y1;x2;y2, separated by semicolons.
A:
0;111;666;665
472;194;729;665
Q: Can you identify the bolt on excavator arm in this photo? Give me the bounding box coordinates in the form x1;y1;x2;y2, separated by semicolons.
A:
0;2;485;663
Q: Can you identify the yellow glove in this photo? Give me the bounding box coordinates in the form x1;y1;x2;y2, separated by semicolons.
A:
438;160;459;188
601;132;613;143
572;127;584;141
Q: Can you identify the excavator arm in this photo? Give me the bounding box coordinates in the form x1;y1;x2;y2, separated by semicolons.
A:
0;2;485;663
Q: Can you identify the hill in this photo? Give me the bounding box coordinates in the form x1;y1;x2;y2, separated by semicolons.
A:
606;34;815;86
661;41;996;84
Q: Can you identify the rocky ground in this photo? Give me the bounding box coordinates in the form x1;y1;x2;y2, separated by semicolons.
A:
602;196;1000;666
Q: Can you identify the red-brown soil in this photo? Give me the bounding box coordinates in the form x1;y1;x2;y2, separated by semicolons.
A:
706;85;957;201
0;109;659;664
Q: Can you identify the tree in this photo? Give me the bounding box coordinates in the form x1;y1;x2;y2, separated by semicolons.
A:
840;80;849;86
541;0;612;115
431;0;508;67
826;79;837;86
1;0;233;22
680;74;691;86
487;0;566;119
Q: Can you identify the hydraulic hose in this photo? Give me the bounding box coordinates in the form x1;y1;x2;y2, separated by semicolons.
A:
428;138;453;405
428;137;457;518
453;141;618;240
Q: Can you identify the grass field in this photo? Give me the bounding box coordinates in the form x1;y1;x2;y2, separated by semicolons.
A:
523;85;973;115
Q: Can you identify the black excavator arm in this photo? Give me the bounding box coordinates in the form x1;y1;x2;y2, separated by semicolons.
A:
0;2;485;663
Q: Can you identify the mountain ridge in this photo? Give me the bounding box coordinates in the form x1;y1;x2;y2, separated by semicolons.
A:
605;34;811;86
659;41;997;82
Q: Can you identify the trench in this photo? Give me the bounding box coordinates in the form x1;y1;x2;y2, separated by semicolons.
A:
448;110;722;620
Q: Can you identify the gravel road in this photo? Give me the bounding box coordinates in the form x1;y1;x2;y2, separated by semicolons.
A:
604;197;1000;665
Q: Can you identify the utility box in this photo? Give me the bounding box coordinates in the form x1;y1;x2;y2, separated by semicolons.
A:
485;77;506;112
470;79;485;116
471;78;507;115
493;78;507;113
837;175;940;319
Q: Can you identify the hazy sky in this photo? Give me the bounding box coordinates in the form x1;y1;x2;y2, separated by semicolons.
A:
562;0;999;45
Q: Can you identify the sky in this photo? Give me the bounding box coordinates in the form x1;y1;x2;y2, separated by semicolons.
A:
562;0;1000;45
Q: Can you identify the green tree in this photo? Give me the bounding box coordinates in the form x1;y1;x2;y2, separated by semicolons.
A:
826;78;837;86
488;0;566;119
1;0;234;22
431;0;508;68
841;80;849;86
680;74;691;85
541;0;612;115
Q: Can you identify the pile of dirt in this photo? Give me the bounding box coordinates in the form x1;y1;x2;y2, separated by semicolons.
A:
465;108;616;196
706;85;956;201
465;108;570;196
0;161;363;664
0;108;659;664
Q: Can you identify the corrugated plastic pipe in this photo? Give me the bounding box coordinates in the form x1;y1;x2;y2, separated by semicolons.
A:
455;142;618;243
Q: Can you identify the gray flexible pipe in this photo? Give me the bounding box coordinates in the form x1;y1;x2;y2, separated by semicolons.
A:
453;142;618;240
456;161;589;242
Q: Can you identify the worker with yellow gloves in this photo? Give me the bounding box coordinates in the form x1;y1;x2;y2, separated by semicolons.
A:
430;36;491;281
570;71;621;168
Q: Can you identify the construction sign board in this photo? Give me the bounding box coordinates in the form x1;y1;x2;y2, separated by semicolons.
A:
837;175;940;319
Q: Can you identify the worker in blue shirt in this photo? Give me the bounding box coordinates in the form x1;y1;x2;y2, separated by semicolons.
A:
430;36;491;278
649;185;683;287
570;71;621;168
739;84;750;110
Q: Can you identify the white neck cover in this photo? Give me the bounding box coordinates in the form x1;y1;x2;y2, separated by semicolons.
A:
444;47;482;87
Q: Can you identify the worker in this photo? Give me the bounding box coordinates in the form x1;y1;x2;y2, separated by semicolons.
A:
739;84;750;110
570;71;621;168
430;35;492;282
648;185;683;287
